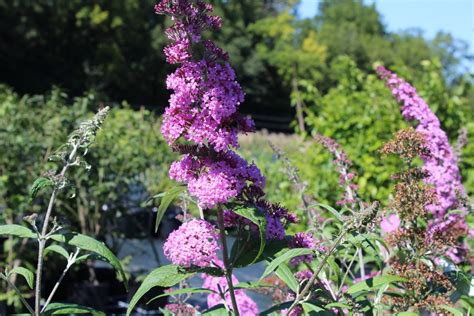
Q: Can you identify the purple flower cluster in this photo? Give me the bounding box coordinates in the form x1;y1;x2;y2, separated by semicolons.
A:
201;261;258;315
169;152;265;208
163;219;220;267
314;134;359;206
288;232;316;266
377;66;465;217
156;0;264;209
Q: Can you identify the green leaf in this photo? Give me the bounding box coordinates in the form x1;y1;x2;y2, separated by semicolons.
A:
261;248;314;279
302;302;327;313
0;225;36;238
45;244;70;259
231;206;267;265
232;239;287;268
325;302;351;309
275;263;299;292
260;301;292;315
314;203;343;220
154;186;186;232
75;253;96;263
201;304;229;315
235;281;270;289
395;312;419;316
9;267;34;289
148;287;215;304
347;275;407;295
30;177;54;198
184;266;224;277
43;303;105;315
49;232;127;289
126;265;194;316
437;305;463;316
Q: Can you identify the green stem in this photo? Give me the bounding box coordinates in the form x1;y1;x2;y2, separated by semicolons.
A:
217;208;239;316
288;230;347;313
35;143;79;316
1;273;35;315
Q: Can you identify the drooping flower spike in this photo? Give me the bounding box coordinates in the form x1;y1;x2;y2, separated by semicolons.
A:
377;67;468;263
377;66;466;217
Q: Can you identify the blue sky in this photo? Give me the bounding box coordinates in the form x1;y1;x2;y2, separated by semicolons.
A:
297;0;474;55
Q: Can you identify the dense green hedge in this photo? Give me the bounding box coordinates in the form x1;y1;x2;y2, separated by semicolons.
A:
0;86;174;238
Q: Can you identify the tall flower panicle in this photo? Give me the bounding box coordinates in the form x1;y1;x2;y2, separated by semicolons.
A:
156;0;266;210
163;219;220;267
377;66;465;217
314;134;359;207
377;67;468;263
156;1;297;313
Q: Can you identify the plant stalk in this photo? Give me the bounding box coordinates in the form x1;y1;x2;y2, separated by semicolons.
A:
217;208;239;316
288;230;347;313
41;249;80;312
1;273;35;315
34;143;78;316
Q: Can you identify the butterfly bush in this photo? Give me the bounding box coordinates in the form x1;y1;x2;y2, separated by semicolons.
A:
155;0;267;211
155;0;299;312
377;66;468;262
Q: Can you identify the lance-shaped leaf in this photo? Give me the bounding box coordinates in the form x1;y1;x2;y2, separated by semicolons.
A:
154;186;186;232
0;225;36;238
9;267;34;289
274;263;298;292
201;304;229;315
43;303;105;315
45;244;70;260
232;239;287;268
261;248;314;279
49;232;127;289
437;305;463;316
126;265;194;316
347;275;407;295
147;287;215;304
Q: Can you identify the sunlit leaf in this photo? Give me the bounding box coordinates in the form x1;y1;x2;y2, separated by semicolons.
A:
261;248;313;279
9;267;34;289
0;225;36;238
43;303;105;315
126;265;194;316
347;275;407;295
154;186;186;232
50;232;127;289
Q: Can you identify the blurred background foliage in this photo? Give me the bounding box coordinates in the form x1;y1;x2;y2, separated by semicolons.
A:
0;86;174;252
1;0;472;234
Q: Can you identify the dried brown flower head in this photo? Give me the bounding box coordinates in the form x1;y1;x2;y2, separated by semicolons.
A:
381;127;431;162
391;181;437;222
